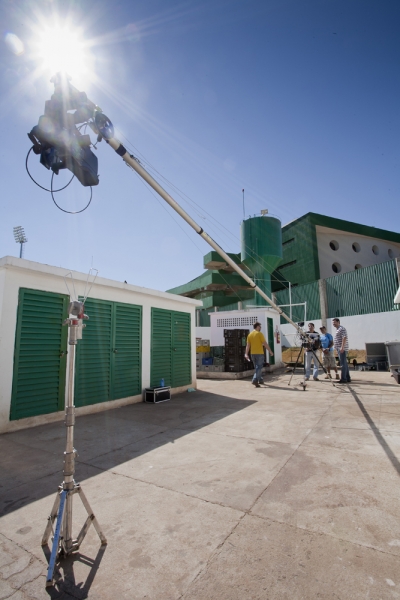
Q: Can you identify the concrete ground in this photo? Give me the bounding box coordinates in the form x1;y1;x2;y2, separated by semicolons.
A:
1;370;400;599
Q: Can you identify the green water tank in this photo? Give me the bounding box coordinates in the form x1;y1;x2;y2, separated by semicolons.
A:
241;215;282;304
241;215;282;275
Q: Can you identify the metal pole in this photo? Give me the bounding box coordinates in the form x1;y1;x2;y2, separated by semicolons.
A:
289;282;292;321
42;298;106;586
63;324;78;553
106;137;303;335
46;490;67;586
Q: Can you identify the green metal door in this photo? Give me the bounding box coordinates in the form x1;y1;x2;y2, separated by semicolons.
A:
267;317;275;366
172;311;191;387
74;298;113;407
151;308;191;388
10;288;68;420
150;308;172;387
111;302;142;400
75;298;142;407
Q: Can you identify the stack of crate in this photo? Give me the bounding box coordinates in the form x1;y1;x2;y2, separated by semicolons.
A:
196;339;210;371
210;346;225;372
211;346;225;359
212;358;225;372
224;329;251;372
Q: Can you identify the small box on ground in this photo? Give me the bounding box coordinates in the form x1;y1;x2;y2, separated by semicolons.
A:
143;387;171;403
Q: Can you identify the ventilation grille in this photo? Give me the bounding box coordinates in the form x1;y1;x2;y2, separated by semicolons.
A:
216;316;258;328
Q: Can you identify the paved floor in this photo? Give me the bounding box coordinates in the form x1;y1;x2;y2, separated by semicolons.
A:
1;370;400;599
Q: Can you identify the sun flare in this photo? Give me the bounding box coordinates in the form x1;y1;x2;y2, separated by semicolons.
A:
35;24;92;80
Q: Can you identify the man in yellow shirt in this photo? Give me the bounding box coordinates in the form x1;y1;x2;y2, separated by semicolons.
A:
245;322;274;387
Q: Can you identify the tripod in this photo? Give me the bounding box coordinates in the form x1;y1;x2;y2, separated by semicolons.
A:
288;344;335;390
42;302;107;587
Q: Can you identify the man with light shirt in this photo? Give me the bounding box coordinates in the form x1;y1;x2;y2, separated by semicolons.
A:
332;318;351;384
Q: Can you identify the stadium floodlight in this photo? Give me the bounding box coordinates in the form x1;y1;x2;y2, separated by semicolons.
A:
13;226;28;258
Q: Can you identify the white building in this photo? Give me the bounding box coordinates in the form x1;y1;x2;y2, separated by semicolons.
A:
0;256;200;433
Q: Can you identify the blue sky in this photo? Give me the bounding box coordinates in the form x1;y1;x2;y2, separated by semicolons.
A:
0;0;398;291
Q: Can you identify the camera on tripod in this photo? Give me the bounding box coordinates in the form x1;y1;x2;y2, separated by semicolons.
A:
301;332;320;351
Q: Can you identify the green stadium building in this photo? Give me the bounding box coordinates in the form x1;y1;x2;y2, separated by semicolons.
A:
167;212;400;327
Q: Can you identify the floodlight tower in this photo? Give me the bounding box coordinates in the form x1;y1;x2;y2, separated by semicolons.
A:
13;226;28;258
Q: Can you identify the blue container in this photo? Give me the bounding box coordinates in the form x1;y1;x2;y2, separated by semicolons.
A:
160;378;165;387
202;357;213;365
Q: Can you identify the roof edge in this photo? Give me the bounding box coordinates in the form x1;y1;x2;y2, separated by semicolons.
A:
0;256;202;306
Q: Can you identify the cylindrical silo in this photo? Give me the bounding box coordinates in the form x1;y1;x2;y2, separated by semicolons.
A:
241;215;282;305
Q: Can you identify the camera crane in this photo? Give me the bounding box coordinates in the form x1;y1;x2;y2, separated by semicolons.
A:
28;74;304;332
27;74;336;583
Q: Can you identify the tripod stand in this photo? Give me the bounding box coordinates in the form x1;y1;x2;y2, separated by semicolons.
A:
288;343;335;390
42;302;107;587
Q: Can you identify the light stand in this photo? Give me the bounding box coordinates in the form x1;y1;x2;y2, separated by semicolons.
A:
42;301;107;587
13;225;27;258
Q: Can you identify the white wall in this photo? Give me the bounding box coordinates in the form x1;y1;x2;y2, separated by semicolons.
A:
316;225;400;280
207;307;283;365
195;326;212;342
0;256;201;433
281;311;400;350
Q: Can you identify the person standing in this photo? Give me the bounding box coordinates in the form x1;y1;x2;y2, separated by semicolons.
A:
332;318;351;383
305;322;320;381
319;325;339;380
245;322;274;388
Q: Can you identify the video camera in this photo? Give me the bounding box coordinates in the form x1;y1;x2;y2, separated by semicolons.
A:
301;332;320;351
27;73;114;188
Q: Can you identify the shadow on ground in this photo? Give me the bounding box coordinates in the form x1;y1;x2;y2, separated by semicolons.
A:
42;546;106;599
347;384;400;475
0;390;256;517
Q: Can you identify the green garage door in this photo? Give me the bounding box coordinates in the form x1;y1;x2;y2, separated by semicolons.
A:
267;317;275;366
112;302;142;399
150;308;191;388
74;299;142;407
10;288;69;420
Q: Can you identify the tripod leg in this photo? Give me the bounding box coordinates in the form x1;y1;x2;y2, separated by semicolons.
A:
288;346;303;386
46;489;67;587
312;351;336;387
77;486;107;545
302;354;307;390
63;489;75;554
42;491;61;546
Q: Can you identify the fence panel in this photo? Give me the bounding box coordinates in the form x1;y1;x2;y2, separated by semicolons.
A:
275;281;321;324
326;259;399;318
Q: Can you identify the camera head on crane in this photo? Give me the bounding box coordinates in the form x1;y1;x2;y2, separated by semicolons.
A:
27;73;113;188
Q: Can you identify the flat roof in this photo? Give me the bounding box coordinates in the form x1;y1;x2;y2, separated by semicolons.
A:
0;256;202;307
283;213;400;244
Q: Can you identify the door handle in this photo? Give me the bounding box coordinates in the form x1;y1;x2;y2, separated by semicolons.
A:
59;351;68;357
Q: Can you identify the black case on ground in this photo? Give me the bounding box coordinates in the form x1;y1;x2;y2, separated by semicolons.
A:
143;387;171;403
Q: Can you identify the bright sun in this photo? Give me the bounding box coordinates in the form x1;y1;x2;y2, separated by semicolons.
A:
36;25;91;80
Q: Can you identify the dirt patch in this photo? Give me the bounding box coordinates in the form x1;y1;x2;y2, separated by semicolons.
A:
281;347;366;364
